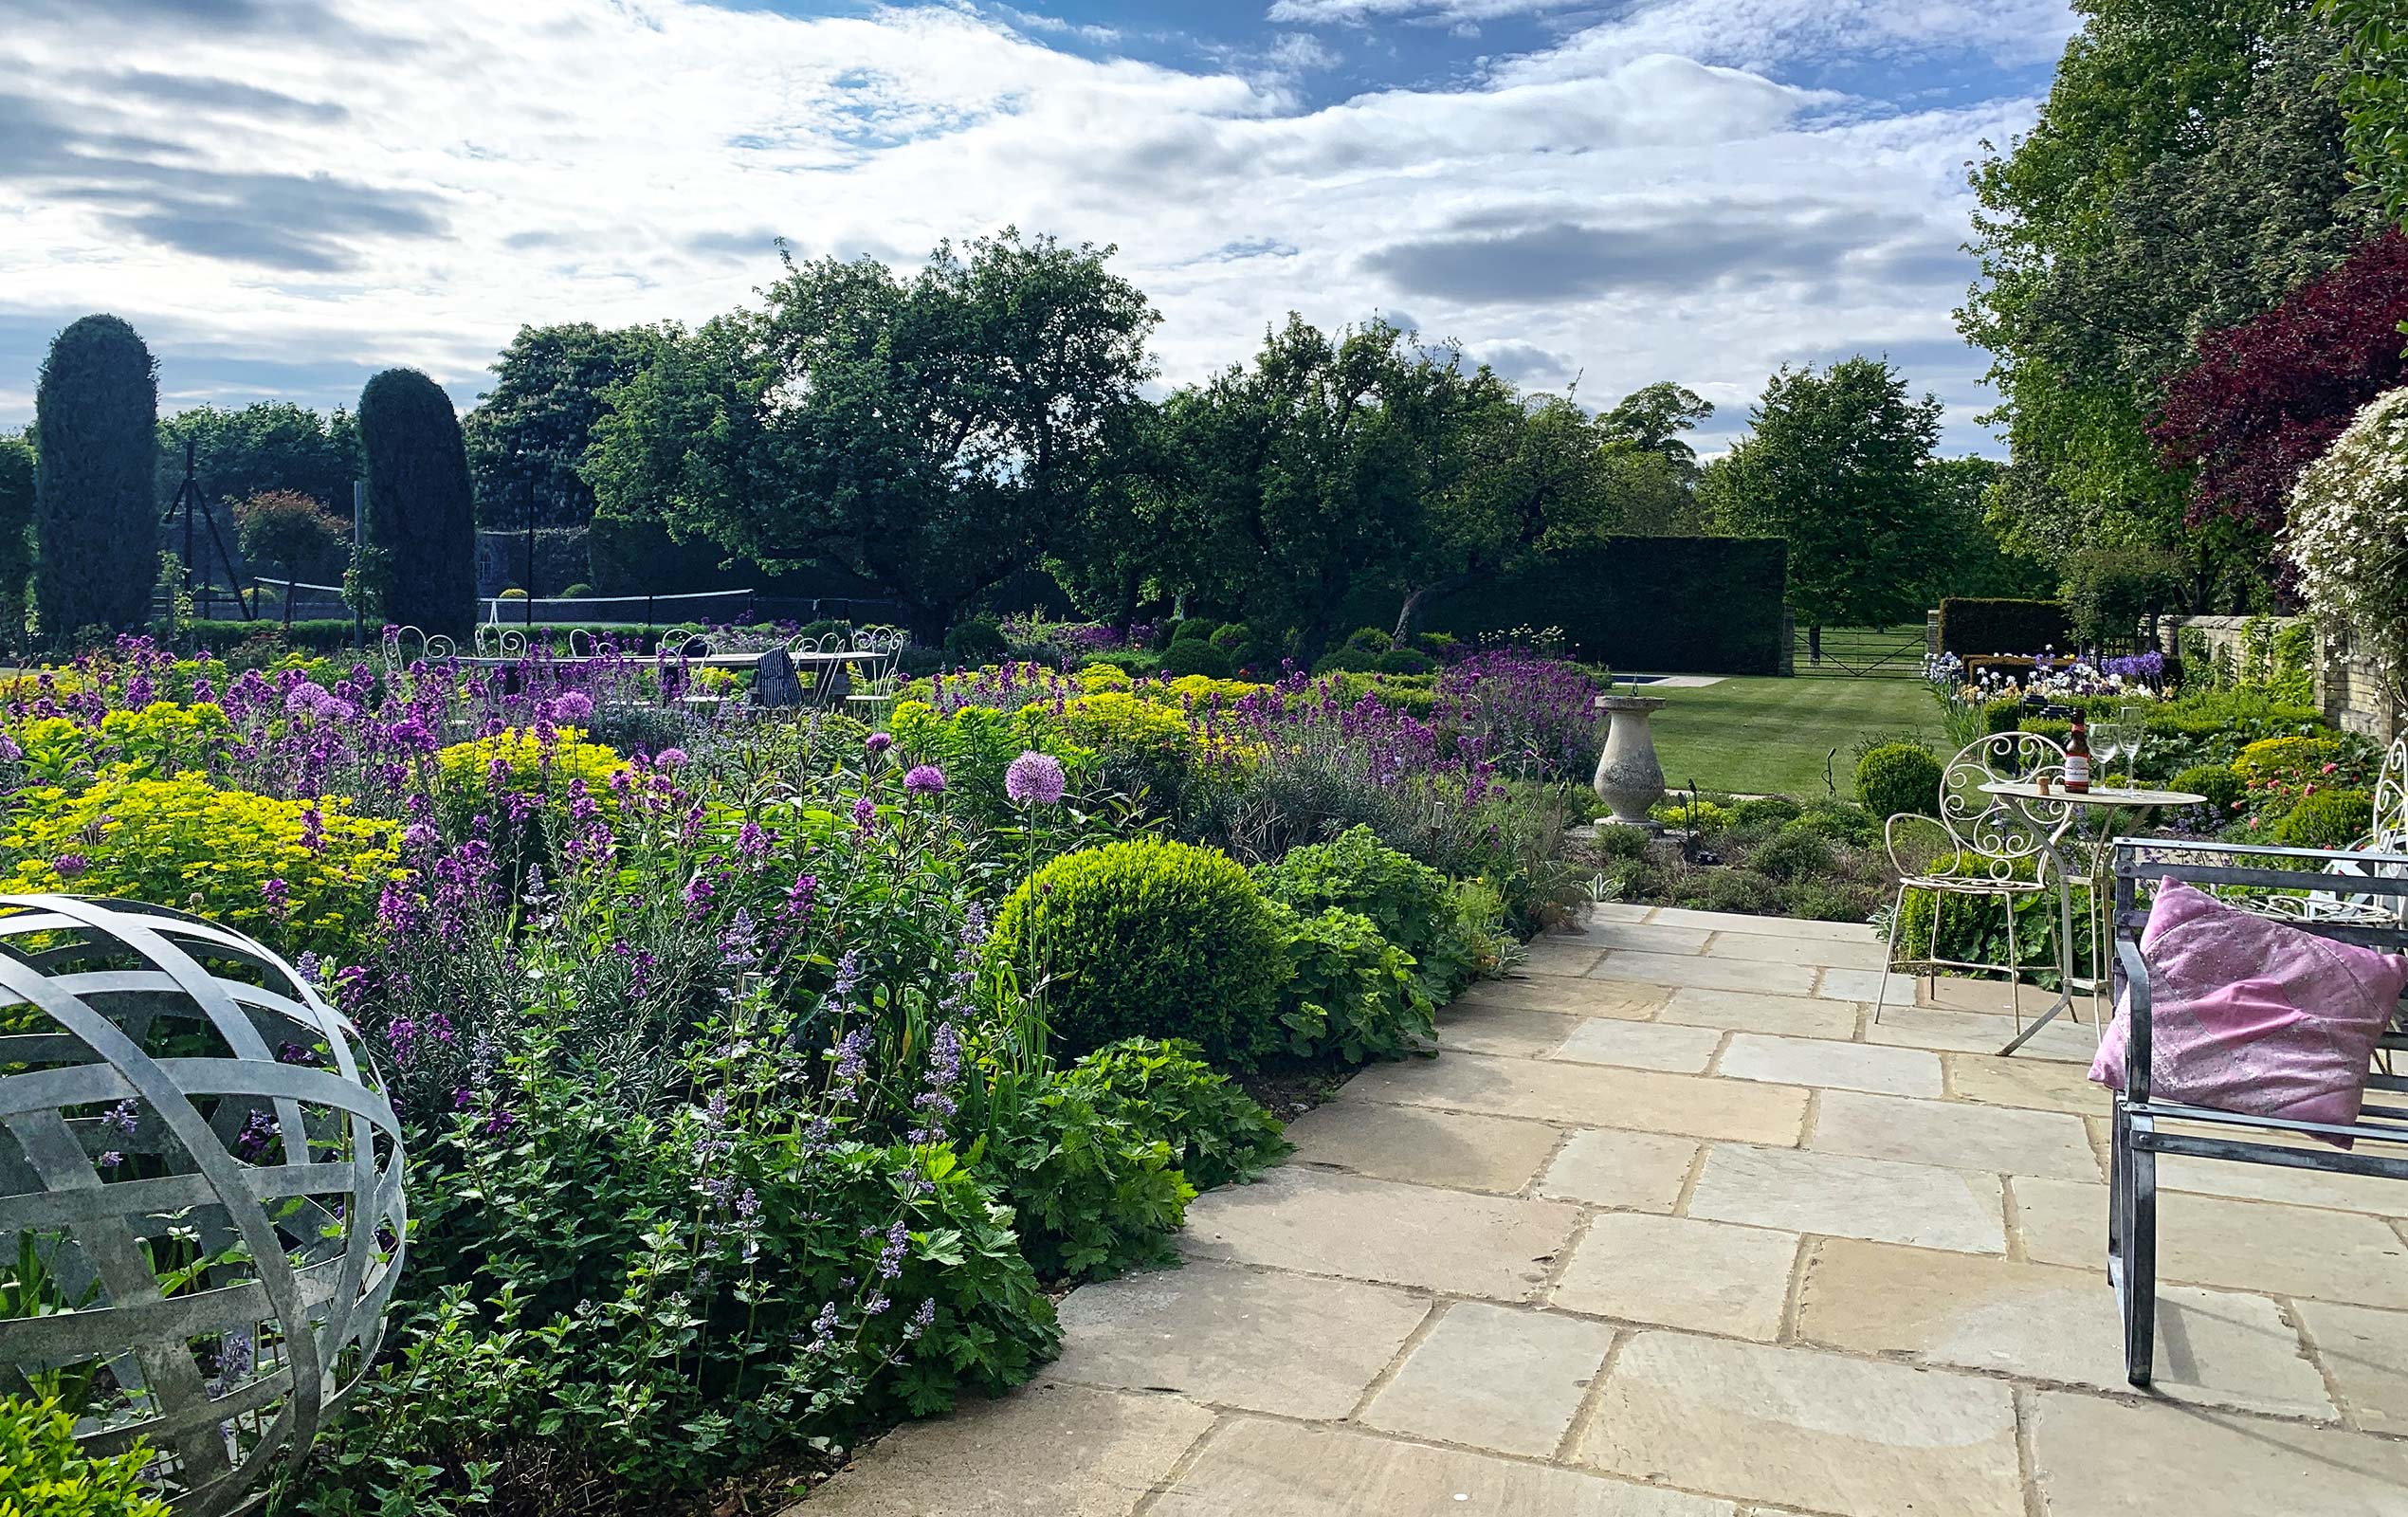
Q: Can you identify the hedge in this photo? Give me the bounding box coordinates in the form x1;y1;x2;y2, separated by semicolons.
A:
1938;597;2070;656
1407;537;1787;674
360;369;477;639
35;314;159;637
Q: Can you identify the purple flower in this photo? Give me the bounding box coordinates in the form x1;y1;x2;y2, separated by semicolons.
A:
1003;750;1067;806
262;878;292;914
653;746;689;769
51;852;88;881
851;795;877;830
544;690;595;726
283;681;356;722
865;732;895;757
903;764;946;796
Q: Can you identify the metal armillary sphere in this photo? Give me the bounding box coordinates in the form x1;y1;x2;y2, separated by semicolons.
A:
0;896;407;1514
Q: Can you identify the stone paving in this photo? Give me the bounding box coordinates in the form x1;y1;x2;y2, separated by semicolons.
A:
802;905;2408;1515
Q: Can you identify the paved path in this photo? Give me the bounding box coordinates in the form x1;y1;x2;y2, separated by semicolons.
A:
803;905;2408;1515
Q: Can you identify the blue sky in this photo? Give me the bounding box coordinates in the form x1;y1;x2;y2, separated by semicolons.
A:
0;0;2075;454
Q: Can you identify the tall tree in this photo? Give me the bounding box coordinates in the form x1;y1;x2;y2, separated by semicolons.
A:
35;314;158;638
1598;381;1715;478
588;229;1157;641
1961;3;2377;601
463;323;665;531
0;438;33;648
359;369;478;638
1702;357;1943;644
155;402;360;521
2326;0;2408;223
2152;230;2408;544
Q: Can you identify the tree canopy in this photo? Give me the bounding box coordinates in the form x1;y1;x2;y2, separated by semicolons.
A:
464;322;664;531
587;229;1158;639
156;402;359;521
1701;357;1943;631
236;489;350;627
2326;0;2408;223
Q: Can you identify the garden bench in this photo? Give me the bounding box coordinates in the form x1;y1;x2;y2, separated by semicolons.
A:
2106;836;2408;1387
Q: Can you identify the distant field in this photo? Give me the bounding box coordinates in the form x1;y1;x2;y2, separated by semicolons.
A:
1640;674;1946;801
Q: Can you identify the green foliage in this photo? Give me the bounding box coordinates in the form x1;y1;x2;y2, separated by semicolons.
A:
1160;637;1236;678
1891;858;2085;987
1855;740;1944;821
1751;824;1838;883
0;1394;170;1517
2273;787;2375;848
1270;904;1433;1063
1251;823;1476;1001
0;767;398;960
982;1078;1195;1282
942;615;1010;666
234;489;349;625
1731;795;1802;831
2328;0;2408;225
1056;1038;1289;1192
360;368;478;638
1788;802;1881;848
989;837;1286;1065
1700;357;1943;630
1175;618;1225;645
2171;762;2247;817
1937;597;2070;656
464;322;664;529
36;314;158;637
0;438;32;644
2059;545;2182;646
1593;822;1654;861
1653;797;1737;832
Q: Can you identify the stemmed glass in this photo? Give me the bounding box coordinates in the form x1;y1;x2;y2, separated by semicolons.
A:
2089;722;2125;790
2118;704;2149;784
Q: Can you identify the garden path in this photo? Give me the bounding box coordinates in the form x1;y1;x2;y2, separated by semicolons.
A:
800;905;2408;1515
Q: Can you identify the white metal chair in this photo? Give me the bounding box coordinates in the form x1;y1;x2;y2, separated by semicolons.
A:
840;626;910;722
1875;732;2071;1035
2251;738;2408;928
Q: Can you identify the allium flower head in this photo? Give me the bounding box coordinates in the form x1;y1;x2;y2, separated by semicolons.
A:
1003;749;1067;805
903;764;947;796
866;732;895;757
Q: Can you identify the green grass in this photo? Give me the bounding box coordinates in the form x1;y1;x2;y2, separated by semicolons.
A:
1642;675;1947;801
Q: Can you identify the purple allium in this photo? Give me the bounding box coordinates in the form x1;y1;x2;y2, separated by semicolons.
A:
902;764;946;796
1003;750;1067;806
865;732;895;757
544;690;595;726
653;746;688;769
51;852;88;881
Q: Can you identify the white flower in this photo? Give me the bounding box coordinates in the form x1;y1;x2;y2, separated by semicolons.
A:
2289;387;2408;702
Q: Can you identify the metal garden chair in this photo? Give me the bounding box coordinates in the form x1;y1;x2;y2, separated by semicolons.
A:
2250;738;2408;928
840;627;910;722
1874;732;2071;1037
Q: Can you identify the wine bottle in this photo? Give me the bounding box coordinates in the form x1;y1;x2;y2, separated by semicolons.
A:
2065;712;2091;795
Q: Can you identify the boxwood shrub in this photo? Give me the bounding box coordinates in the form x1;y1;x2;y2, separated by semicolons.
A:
1855;741;1943;821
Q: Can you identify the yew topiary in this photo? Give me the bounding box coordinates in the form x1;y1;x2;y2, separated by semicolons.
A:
359;367;476;638
34;315;158;638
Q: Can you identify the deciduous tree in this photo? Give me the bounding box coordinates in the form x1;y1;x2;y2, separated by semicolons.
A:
463;322;664;530
235;490;350;628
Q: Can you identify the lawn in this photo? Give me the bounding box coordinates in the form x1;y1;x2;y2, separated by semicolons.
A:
1642;674;1947;800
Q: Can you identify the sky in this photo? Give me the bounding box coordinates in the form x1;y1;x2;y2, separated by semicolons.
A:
0;0;2076;455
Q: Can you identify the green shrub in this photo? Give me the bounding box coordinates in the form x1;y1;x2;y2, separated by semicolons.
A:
1593;823;1653;861
1785;879;1881;923
1732;795;1802;830
1374;648;1437;675
1344;626;1392;653
0;438;33;645
1253;824;1481;1002
0;1394;169;1517
1653;797;1736;832
558;581;595;598
984;1077;1195;1282
2170;763;2245;817
2060;546;2180;648
1206;620;1274;670
1752;824;1836;883
1170;617;1220;645
1077;648;1160;679
1937;596;2069;656
361;367;477;639
498;587;527;600
2233;736;2350;782
1788;802;1880;848
944;615;1010;665
1059;1038;1289;1191
36;314;158;638
1271;904;1432;1063
1159;638;1236;679
1856;740;1943;821
1890;855;2080;986
989;838;1286;1065
2272;789;2374;850
1695;869;1779;914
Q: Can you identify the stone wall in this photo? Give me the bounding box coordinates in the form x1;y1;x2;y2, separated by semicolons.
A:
2158;613;2399;742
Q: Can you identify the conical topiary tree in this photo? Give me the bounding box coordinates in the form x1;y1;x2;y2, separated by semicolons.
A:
0;438;34;650
34;315;158;640
358;368;476;639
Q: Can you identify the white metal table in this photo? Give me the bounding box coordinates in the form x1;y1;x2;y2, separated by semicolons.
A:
1976;780;2205;1055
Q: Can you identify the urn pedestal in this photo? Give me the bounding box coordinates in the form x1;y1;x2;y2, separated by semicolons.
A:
1593;694;1669;829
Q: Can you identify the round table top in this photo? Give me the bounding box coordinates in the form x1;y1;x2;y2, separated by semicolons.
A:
1979;779;2205;809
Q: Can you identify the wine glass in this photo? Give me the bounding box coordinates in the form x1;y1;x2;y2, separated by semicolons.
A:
2118;704;2149;783
2089;722;2124;788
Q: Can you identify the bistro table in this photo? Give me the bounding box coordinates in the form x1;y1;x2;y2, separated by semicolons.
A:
1976;779;2206;1056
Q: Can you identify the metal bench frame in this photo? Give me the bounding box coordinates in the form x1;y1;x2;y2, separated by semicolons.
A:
2107;836;2408;1386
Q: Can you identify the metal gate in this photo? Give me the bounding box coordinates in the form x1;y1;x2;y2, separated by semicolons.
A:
1792;624;1925;678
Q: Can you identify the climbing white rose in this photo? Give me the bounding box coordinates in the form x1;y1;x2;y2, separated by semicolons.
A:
2288;386;2408;702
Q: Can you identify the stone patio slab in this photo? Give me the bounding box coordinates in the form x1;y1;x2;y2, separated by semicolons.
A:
1812;966;1920;1002
2028;1391;2408;1515
1796;1238;2333;1418
1452;978;1670;1021
1700;932;1892;971
801;1382;1213;1517
1050;1260;1431;1420
1536;1127;1700;1213
1182;1166;1581;1301
2153;1150;2408;1218
1863;1003;2098;1063
1717;1033;1943;1097
2016;1177;2408;1307
1157;1418;1737;1517
1578;902;1658;925
1286;1101;1565;1195
1523;938;1609;977
1341;1051;1809;1146
1549;1017;1724;1074
2295;1300;2408;1434
1435;1001;1585;1058
1589;951;1817;996
1550;1213;1797;1341
1581;922;1714;956
1808;1088;2102;1181
1687;1144;2006;1253
1578;1332;2023;1517
1360;1302;1616;1457
1640;906;1879;943
1943;1051;2107;1116
1652;986;1858;1039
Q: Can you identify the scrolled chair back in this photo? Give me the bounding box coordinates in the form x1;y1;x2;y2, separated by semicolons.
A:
567;627;599;660
2376;737;2408;852
1938;731;2069;876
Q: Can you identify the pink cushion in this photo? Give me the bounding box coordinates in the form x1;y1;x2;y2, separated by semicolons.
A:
2090;881;2407;1142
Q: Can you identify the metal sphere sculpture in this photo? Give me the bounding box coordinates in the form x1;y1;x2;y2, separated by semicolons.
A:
0;895;406;1514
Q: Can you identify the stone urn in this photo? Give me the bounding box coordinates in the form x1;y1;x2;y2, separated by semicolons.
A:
1593;694;1669;829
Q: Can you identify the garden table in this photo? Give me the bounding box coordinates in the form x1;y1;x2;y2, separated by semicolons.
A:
1977;780;2205;1056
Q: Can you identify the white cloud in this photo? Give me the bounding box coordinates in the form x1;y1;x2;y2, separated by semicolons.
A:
1265;0;1584;21
0;0;2047;453
1496;0;2078;81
